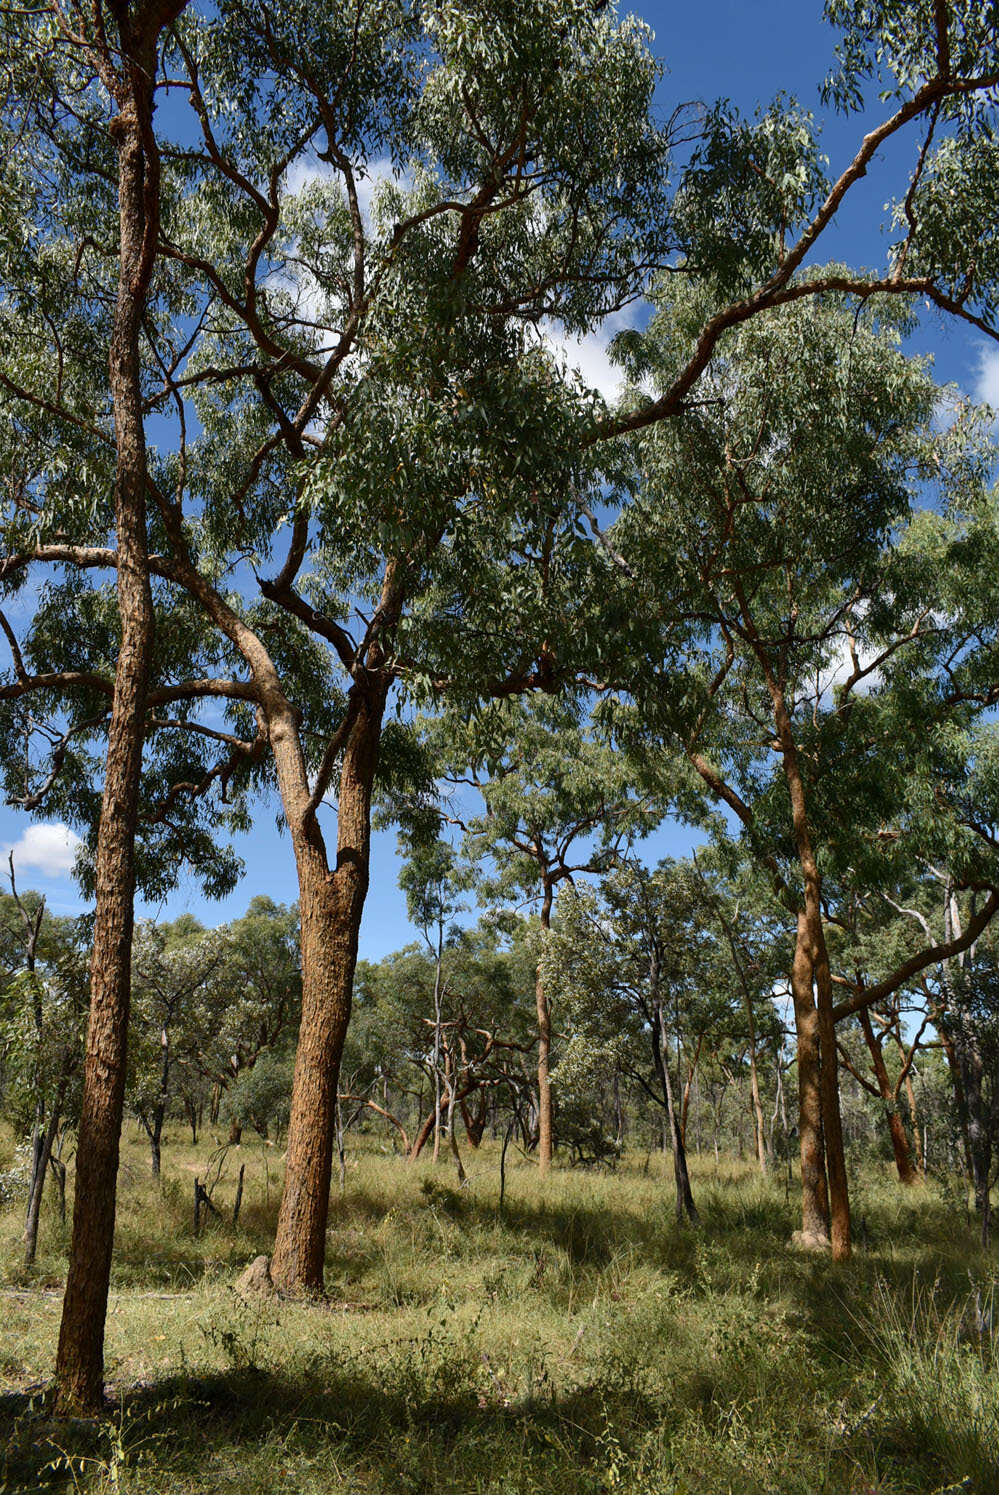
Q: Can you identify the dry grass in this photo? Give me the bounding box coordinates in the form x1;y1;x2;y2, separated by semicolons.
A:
1;1125;997;1494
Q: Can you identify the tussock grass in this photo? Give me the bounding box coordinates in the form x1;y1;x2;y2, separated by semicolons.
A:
1;1129;997;1493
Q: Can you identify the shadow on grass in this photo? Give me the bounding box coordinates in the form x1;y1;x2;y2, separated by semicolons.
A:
0;1360;669;1495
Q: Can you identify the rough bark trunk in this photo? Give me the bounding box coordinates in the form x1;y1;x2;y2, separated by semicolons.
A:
789;913;831;1249
536;883;554;1177
939;892;991;1241
269;688;385;1293
960;1040;992;1245
54;10;168;1409
811;917;851;1260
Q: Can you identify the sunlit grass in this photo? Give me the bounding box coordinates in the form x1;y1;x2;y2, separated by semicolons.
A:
1;1125;997;1493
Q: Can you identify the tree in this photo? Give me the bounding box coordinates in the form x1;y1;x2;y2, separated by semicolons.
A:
614;286;999;1258
128;917;224;1174
398;834;465;1165
4;2;999;1352
347;921;537;1166
1;0;674;1299
434;695;667;1174
0;886;89;1266
1;0;192;1410
546;858;768;1220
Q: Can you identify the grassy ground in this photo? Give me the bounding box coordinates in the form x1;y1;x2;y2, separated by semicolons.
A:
1;1124;997;1494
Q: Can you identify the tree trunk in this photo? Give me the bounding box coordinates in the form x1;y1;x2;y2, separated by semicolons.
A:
409;1102;442;1161
748;1039;768;1177
461;1091;488;1149
536;883;554;1177
938;893;991;1242
148;1110;163;1178
810;916;850;1259
651;995;697;1223
904;1069;924;1174
24;1102;62;1268
431;943;444;1164
789;914;831;1249
54;10;170;1409
939;1023;974;1184
269;687;385;1293
858;1009;917;1185
959;1038;992;1245
772;677;848;1259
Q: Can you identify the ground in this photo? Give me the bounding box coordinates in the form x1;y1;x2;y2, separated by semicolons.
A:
1;1125;997;1494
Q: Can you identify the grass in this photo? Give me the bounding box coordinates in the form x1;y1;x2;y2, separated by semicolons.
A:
1;1124;998;1494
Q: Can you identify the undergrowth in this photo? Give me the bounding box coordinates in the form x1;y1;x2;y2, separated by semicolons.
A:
1;1128;996;1494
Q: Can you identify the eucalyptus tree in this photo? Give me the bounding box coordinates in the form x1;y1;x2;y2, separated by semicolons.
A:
545;858;771;1219
397;833;466;1163
186;897;301;1140
1;0;193;1410
434;694;669;1173
612;288;999;1259
4;2;999;1354
128;916;224;1174
348;923;536;1160
1;0;672;1305
0;890;89;1266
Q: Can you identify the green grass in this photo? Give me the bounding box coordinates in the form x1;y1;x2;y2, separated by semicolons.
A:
1;1127;997;1494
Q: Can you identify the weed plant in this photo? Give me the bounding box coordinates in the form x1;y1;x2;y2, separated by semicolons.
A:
1;1124;997;1494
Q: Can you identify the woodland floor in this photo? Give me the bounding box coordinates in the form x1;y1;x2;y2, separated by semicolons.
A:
0;1127;997;1495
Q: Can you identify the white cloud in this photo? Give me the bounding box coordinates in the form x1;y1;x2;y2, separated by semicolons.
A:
974;345;999;413
815;622;882;701
540;307;648;405
3;822;83;879
285;154;409;229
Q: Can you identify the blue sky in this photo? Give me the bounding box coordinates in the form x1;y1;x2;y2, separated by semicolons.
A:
3;0;994;955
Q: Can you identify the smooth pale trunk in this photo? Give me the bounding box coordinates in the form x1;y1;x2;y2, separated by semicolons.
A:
858;1010;917;1185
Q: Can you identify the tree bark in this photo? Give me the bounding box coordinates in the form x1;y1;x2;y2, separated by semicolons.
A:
858;1009;917;1185
789;913;831;1248
24;1100;63;1269
772;678;849;1259
811;917;851;1259
269;686;385;1293
651;988;698;1223
54;2;177;1410
536;881;554;1176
